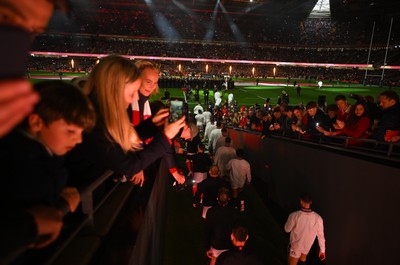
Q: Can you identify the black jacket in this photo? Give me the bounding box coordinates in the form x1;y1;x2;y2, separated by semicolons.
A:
66;96;172;186
0;129;67;208
190;152;212;173
194;177;228;206
374;103;400;141
205;203;239;250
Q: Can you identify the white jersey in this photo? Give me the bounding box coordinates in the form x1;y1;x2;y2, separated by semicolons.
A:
204;123;216;140
228;93;234;104
195;113;205;128
202;110;212;124
284;209;326;254
214;146;236;177
226;158;251;189
214;136;233;153
209;128;222;151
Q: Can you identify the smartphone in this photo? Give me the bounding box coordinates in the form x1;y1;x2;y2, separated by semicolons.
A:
316;122;320;127
169;98;184;123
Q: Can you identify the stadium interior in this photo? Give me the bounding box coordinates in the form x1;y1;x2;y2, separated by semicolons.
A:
2;1;400;265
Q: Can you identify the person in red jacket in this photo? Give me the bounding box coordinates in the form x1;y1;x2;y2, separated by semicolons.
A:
317;102;371;145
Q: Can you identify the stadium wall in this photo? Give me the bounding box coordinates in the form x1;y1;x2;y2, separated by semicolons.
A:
228;128;400;265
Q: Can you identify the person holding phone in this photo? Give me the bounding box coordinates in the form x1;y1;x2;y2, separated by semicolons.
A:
128;61;186;184
303;101;329;139
317;102;371;145
66;56;185;187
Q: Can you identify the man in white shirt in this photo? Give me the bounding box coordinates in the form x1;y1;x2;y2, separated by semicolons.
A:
208;121;222;154
204;118;216;142
195;109;205;131
228;93;234;105
213;137;236;178
214;91;222;106
226;149;251;199
214;128;232;154
284;193;326;265
202;108;212;125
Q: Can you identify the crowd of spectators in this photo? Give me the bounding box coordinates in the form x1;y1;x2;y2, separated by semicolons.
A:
194;89;400;147
2;1;397;264
47;2;400;46
31;33;400;65
27;55;400;87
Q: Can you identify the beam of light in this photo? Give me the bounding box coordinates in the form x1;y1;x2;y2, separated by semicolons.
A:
244;2;264;15
172;0;194;16
29;51;377;69
144;0;181;41
204;1;220;41
219;3;246;44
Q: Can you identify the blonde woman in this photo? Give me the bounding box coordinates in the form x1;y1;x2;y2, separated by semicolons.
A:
128;60;186;184
66;55;185;186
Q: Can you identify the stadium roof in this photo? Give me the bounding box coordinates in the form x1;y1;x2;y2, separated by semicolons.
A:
70;0;400;18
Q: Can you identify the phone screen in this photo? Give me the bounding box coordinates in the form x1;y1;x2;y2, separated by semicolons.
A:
169;99;184;122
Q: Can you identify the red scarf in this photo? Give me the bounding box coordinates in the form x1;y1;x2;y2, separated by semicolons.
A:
131;100;151;126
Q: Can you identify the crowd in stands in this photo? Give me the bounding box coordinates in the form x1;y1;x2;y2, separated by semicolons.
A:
1;1;398;264
27;55;400;87
201;90;400;146
47;2;400;46
31;33;400;65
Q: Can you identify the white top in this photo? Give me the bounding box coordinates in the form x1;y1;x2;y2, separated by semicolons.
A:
284;209;326;254
226;158;251;189
195;113;205;127
204;123;216;140
214;136;233;153
209;128;222;151
214;146;236;176
202;110;212;124
228;93;234;104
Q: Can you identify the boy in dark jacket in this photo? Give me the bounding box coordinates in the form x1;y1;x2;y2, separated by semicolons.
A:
0;81;95;231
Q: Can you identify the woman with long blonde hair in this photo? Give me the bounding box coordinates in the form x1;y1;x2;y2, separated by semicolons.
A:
67;55;185;186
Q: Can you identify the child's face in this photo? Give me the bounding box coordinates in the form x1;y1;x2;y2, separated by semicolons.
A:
37;119;84;156
139;68;159;97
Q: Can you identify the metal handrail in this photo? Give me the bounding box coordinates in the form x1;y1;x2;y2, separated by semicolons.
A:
43;170;117;265
226;126;400;159
80;170;115;228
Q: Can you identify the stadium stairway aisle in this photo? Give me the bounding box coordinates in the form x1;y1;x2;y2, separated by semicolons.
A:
163;181;288;265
